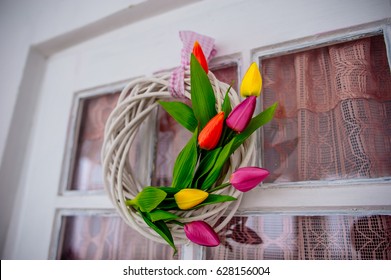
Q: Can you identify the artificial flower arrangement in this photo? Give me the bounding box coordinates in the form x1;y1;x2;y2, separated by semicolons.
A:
123;41;277;254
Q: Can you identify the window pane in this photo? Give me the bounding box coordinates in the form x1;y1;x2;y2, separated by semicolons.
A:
205;215;391;260
57;214;180;259
261;35;391;182
70;93;119;191
212;63;239;92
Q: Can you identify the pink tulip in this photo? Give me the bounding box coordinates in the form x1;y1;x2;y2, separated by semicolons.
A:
226;96;256;133
230;167;270;192
184;221;220;247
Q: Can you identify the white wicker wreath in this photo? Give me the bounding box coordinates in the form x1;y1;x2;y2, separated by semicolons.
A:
101;68;257;245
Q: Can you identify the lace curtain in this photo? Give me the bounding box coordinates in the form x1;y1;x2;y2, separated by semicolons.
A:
262;35;391;182
205;215;391;260
58;214;390;260
58;215;179;260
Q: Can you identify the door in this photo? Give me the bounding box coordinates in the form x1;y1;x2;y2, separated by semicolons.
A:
3;0;391;259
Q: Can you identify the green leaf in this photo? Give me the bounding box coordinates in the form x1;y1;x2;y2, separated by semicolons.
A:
157;200;180;211
147;209;180;222
222;86;233;117
156;187;180;196
191;194;237;209
200;139;235;190
232;102;278;151
190;54;217;129
171;128;198;189
155;220;176;252
192;147;222;189
158;101;197;132
140;211;177;254
126;187;167;213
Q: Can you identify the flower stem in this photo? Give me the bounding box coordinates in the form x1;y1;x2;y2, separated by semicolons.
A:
224;128;236;146
208;182;231;193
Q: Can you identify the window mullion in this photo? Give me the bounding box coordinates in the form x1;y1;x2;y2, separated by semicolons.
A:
181;243;205;260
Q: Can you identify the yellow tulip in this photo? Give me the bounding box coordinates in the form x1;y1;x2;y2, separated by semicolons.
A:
174;189;209;210
240;62;262;97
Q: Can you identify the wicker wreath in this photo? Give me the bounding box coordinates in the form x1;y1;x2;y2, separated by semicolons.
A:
101;64;257;245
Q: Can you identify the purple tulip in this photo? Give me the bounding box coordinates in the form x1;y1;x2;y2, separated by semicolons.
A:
226;96;257;132
230;167;270;192
184;221;220;247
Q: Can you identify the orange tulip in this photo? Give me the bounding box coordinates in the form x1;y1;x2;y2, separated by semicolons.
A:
198;112;224;150
192;41;208;73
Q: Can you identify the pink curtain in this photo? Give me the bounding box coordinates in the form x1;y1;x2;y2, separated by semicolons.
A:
58;215;179;260
262;35;391;182
71;93;119;191
205;215;391;260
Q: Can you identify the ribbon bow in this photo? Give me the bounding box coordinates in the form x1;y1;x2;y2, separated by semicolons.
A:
169;31;217;98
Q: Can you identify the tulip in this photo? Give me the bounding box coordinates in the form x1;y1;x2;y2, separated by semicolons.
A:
198;111;224;150
192;41;208;73
240;62;262;97
226;96;256;133
174;189;209;210
230;167;270;192
184;221;220;247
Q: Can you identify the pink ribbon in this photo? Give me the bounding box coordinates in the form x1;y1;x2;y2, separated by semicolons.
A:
169;31;217;98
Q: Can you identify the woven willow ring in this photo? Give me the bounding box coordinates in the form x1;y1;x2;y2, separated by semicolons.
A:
101;67;257;245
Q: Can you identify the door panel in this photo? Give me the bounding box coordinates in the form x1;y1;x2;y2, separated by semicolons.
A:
5;0;391;259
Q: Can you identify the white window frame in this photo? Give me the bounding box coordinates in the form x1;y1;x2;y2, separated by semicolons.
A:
51;22;391;260
237;22;391;216
197;23;391;259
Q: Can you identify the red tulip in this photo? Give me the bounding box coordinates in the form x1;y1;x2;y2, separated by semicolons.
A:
192;41;208;73
230;167;270;192
226;96;256;133
198;111;224;150
184;221;220;247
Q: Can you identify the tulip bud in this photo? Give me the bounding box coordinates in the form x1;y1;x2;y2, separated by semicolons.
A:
198;111;224;150
184;221;220;247
192;41;208;73
226;96;256;133
240;62;262;97
230;167;270;192
174;189;209;210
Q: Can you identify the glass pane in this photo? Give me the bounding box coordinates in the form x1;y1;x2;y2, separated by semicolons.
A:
152;63;238;185
57;214;180;260
205;215;391;260
212;63;239;92
261;35;391;183
70;93;119;191
152;100;192;186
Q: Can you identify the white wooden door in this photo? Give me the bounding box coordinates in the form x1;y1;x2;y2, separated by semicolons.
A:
3;0;391;259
